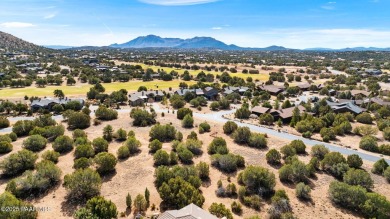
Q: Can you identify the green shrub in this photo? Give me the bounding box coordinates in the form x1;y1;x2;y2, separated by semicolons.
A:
124;137;141;154
92;137;109;154
0;149;38;176
53;135;74;153
199;122;211;132
0;141;12;154
0;117;10;128
347;154;363;168
75;144;95;159
233;127;251;144
7;132;17;142
153;149;170;166
266;149;281;165
343;168;373;189
149;139;162;153
356;112;373;124
177;108;193;120
63;168;102;201
42;150;60;163
295;182;311;200
73;158;91;169
94;152;117;174
372;158;389;175
208;203;233;219
223;121;238;135
248;133;267;148
359;135;378;152
117;146;130;159
208;137;229;155
311;144;329;160
72;129;87;139
95;105;118;121
289;140;306;154
182;114;194;128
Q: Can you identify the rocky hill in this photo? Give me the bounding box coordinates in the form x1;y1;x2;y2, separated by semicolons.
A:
0;31;46;52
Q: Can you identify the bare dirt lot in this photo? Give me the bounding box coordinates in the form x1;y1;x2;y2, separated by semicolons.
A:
0;108;389;219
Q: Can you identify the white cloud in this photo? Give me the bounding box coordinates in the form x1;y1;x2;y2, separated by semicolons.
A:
321;1;336;10
0;22;35;28
138;0;219;6
44;13;57;19
211;27;222;30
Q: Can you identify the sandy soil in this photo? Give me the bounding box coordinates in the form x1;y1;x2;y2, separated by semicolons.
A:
0;109;389;219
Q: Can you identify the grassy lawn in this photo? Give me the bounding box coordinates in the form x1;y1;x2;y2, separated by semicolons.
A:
0;80;197;98
129;63;270;81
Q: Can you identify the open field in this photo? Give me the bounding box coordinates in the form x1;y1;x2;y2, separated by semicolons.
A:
116;62;271;81
0;80;197;98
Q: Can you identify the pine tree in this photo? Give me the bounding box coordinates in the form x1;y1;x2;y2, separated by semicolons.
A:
126;193;132;210
145;188;150;207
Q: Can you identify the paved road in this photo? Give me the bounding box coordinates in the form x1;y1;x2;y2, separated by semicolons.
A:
189;108;390;163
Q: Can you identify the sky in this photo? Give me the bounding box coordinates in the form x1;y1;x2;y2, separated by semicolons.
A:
1;0;390;49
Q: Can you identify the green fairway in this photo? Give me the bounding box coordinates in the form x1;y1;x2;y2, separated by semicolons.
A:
131;63;270;81
0;80;197;98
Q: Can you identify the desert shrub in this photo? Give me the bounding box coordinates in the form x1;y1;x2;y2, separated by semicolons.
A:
124;137;141;154
177;108;193;120
0;141;12;154
289;140;306;154
95;105;118;121
211;153;245;173
73;129;87;139
223;121;238;135
94;152;117;174
114;128;127;141
383;127;390;141
321;152;346;171
241;165;275;196
356;112;373;124
73;158;91;169
295;182;311;200
0;149;37;176
210;101;220;111
233;127;251;144
149;139;162;153
0;135;11;143
52;135;74;153
149;124;177;142
343;168;373;189
184;139;203;155
0;117;10;128
74;137;90;146
92;137;109;154
266;149;281;165
187;131;198;140
170;152;179;165
231;201;243;215
158;176;204;209
235;107;251;119
279;158;308;183
12;120;34;136
6;160;61;198
8;132;17;142
268;190;292;218
379;144;390;155
199;122;211;133
153;150;170;166
311;144;329;160
384;167;390;182
329;162;350;179
196;162;210;180
0;192;38;219
248;133;267;149
320;127;336;142
75;144;95;159
103;125;114;141
130;108;156;127
117;146;130;159
182;114;194;128
67;112;91;129
372;158;389;175
64;168;102;201
208;137;229;155
29;125;65;141
42;150;60;163
175;131;183;141
359;135;378;152
347;154;363;168
208;203;233;219
176;145;194;164
74;196;117;219
280;145;296;158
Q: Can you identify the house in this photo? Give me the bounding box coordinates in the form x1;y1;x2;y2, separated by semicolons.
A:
203;87;219;100
128;90;165;106
251;106;272;116
158;203;219;219
297;83;311;91
365;69;382;75
326;100;364;114
258;85;284;95
0;73;5;78
350;90;371;98
276;105;307;121
370;97;390;107
31;98;84;112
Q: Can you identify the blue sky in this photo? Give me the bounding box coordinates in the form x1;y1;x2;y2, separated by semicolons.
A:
1;0;390;48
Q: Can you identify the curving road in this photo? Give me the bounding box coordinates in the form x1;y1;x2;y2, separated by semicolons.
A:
188;108;390;163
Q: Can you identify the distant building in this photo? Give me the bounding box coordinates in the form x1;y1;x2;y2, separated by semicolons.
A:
128;90;164;106
31;98;84;111
326;100;364;114
158;203;220;219
258;85;284;95
365;69;382;75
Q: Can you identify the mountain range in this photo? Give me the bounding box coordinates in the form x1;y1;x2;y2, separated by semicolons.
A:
1;31;389;52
